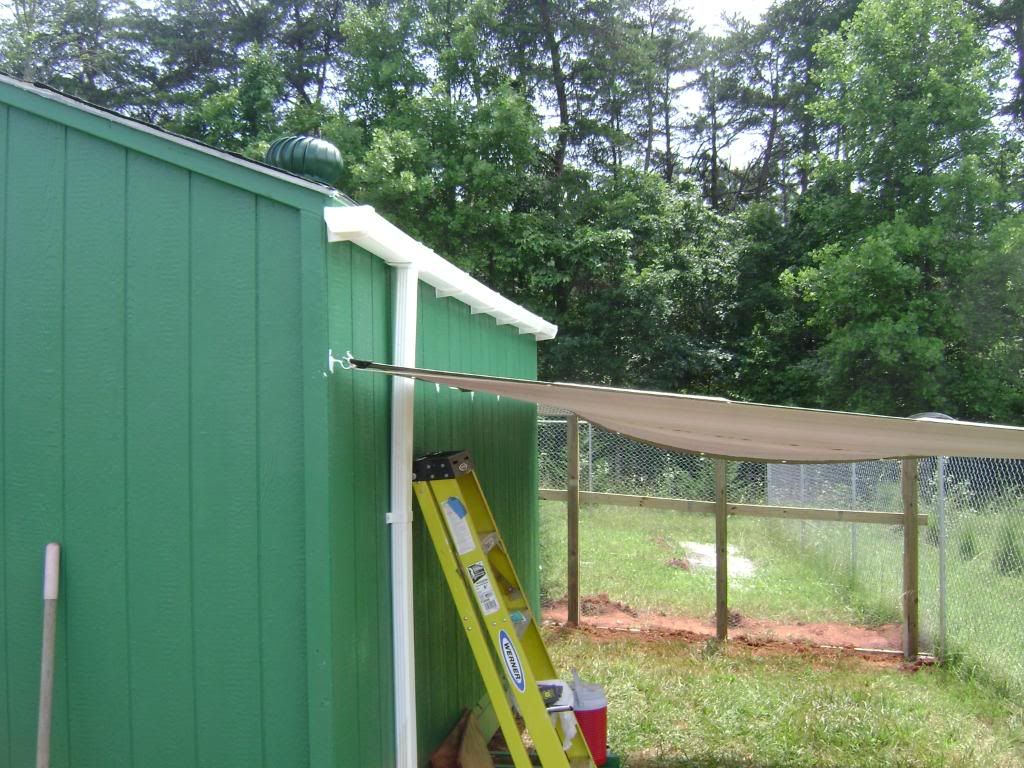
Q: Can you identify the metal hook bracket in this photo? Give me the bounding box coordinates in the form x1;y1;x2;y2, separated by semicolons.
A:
327;349;355;372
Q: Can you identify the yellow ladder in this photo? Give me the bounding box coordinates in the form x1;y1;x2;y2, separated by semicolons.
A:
413;451;596;768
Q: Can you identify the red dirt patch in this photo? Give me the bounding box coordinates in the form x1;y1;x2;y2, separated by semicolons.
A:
577;592;639;618
543;621;926;671
544;594;903;651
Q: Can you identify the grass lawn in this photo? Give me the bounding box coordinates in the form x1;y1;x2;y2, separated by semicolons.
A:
541;500;1024;697
546;628;1024;768
538;499;1024;765
539;502;899;626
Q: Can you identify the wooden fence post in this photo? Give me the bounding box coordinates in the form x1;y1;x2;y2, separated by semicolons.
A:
902;458;919;661
567;415;580;627
715;459;728;642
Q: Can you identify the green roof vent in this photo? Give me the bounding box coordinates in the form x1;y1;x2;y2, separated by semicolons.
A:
265;136;343;186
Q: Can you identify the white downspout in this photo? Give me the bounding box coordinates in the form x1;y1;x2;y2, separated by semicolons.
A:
390;262;419;768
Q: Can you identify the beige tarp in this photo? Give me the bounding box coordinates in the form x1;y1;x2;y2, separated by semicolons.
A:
353;360;1024;463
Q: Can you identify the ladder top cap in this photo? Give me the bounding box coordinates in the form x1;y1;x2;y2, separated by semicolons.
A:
413;450;475;481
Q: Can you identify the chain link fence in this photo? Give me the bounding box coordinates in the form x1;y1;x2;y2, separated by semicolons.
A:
538;417;1024;697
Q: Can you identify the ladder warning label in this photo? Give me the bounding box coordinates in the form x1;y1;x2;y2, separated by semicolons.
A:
442;497;476;555
467;561;500;615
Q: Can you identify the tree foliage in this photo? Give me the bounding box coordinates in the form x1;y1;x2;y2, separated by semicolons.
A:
1;0;1021;423
785;0;1014;418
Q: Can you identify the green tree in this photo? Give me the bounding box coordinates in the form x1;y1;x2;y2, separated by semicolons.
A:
789;0;1010;416
169;46;285;155
968;0;1024;120
537;170;737;392
0;0;151;110
340;0;425;127
633;0;693;182
759;0;860;195
955;213;1024;421
687;30;752;211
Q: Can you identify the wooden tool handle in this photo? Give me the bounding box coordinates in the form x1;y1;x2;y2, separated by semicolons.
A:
37;542;61;768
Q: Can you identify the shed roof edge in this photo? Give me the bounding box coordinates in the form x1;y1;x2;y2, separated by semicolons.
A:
0;73;348;210
325;205;558;341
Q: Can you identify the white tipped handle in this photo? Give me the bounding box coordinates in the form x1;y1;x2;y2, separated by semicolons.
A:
43;543;60;600
37;542;61;768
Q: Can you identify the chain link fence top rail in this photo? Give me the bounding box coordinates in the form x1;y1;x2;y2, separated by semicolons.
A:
539;417;1024;698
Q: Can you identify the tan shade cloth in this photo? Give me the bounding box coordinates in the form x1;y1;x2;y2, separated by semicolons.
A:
352;360;1024;463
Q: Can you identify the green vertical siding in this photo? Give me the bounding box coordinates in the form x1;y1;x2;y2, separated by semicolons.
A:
3;107;72;768
299;208;336;768
256;199;310;767
124;152;196;765
191;174;263;768
324;254;539;767
0;105;312;768
1;83;542;768
0;103;8;768
63;121;131;767
324;243;395;768
412;284;539;762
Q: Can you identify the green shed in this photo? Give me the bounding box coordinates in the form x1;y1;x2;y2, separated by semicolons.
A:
0;74;556;768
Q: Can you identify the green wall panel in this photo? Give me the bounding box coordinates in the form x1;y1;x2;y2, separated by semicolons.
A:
0;106;313;768
255;197;309;768
3;107;71;768
411;284;539;763
324;252;539;767
324;243;395;768
190;173;262;768
124;152;197;766
0;102;8;768
299;208;335;768
63;126;131;767
0;88;541;768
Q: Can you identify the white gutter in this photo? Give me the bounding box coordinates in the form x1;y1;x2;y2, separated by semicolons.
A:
324;205;558;341
388;262;419;768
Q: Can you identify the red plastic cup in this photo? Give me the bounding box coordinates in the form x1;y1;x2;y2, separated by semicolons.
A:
575;705;608;766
